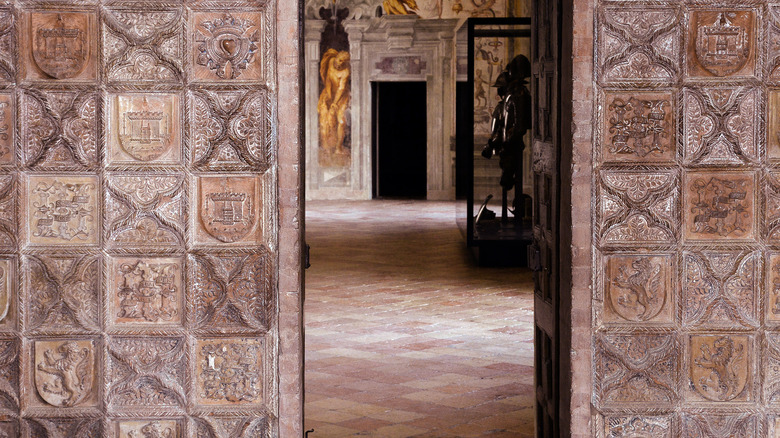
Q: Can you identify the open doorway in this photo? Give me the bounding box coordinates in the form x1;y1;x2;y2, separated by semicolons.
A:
371;81;428;199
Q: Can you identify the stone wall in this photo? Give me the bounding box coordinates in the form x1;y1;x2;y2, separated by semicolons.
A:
587;1;780;435
0;1;303;436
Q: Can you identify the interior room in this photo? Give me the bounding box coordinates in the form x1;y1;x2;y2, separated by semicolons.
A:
1;0;772;436
303;1;538;436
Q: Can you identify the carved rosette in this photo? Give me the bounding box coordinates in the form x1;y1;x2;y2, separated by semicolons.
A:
597;169;679;247
683;172;755;242
602;253;674;324
21;90;99;171
107;337;186;409
682;88;760;167
599;6;681;83
105;174;186;249
595;334;678;408
195;338;265;406
33;339;97;408
103;8;184;83
688;335;753;402
688;9;757;79
189;250;273;333
190;89;271;171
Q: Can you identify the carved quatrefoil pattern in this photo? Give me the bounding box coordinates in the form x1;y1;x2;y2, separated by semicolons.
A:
596;1;780;434
103;8;185;83
0;1;278;435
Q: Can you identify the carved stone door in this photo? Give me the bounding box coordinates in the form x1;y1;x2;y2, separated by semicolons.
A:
531;0;561;436
0;1;301;437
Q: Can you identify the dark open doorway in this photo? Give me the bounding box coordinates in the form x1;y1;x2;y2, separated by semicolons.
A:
372;81;427;199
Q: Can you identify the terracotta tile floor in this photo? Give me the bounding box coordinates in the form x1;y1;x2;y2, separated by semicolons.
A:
304;200;535;437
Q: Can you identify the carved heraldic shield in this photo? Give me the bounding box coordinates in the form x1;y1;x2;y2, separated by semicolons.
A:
200;177;257;243
118;96;174;161
32;13;89;79
34;341;94;407
695;12;750;77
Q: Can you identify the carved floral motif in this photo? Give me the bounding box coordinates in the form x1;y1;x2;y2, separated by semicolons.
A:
25;417;102;437
107;337;185;408
192;416;267;438
0;340;18;411
24;254;99;333
0;10;14;82
34;340;95;407
0;175;15;249
192;12;262;81
190;89;270;170
595;334;678;407
684;173;754;241
21;90;98;170
689;10;756;78
604;254;672;323
604;416;671;438
190;251;272;332
103;8;183;82
683;88;759;166
598;169;678;246
599;6;680;83
681;412;757;437
602;91;674;163
105;174;185;248
196;338;264;405
118;420;179;438
109;256;183;326
682;251;758;329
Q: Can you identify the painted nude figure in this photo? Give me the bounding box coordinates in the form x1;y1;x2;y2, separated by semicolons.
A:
318;48;351;161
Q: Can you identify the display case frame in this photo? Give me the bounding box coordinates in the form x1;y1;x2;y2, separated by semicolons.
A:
459;17;533;265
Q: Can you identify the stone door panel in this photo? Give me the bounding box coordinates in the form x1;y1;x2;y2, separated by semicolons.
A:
594;1;778;436
2;2;281;437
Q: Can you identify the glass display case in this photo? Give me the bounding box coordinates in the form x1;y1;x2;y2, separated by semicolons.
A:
457;17;533;266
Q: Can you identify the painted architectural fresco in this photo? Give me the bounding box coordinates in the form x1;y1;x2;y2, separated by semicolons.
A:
593;2;780;435
306;1;508;23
